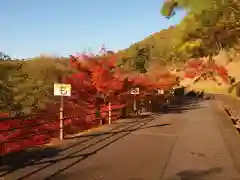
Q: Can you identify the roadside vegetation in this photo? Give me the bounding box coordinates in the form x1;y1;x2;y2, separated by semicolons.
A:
0;0;239;115
0;0;239;155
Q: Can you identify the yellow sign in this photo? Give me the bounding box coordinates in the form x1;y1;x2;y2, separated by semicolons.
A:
54;84;71;96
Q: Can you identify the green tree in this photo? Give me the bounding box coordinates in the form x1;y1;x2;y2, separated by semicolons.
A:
133;46;152;73
0;52;11;61
161;0;240;57
0;62;55;115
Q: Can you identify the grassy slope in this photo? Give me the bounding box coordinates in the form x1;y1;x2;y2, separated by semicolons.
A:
0;57;73;81
0;57;75;114
118;21;240;96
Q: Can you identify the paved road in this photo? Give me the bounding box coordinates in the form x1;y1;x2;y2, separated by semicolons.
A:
1;99;240;180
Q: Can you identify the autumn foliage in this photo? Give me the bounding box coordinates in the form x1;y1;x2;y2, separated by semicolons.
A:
184;58;229;84
0;50;178;155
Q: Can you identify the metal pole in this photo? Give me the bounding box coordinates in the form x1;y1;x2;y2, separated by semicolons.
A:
108;102;111;124
60;96;64;140
149;100;151;112
133;94;137;113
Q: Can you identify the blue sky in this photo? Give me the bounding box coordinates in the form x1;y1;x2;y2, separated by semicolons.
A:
1;0;186;59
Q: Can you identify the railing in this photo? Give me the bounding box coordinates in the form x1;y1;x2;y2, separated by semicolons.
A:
0;104;126;156
0;91;183;156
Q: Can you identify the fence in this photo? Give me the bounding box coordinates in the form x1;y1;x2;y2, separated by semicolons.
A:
0;90;183;156
0;103;125;156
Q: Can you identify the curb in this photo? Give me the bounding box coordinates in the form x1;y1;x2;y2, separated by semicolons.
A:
214;101;240;174
45;124;107;147
67;125;106;137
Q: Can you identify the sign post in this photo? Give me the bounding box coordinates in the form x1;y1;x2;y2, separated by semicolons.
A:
108;102;111;124
149;100;152;112
157;89;164;95
130;88;140;113
60;96;64;140
54;83;71;140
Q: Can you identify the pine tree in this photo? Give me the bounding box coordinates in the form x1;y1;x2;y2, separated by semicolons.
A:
133;46;152;73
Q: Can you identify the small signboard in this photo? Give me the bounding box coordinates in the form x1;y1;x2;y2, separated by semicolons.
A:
54;83;71;96
157;89;164;95
130;88;140;95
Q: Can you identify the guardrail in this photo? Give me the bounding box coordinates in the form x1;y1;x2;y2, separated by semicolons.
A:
0;104;125;156
0;91;187;156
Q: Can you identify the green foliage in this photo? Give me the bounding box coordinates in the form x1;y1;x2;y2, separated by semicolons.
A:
0;52;11;61
160;0;240;57
0;56;74;115
133;45;152;73
160;0;178;18
1;0;239;114
118;0;239;68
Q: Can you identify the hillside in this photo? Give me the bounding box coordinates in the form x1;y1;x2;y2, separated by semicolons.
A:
0;56;75;115
118;0;240;72
0;0;239;115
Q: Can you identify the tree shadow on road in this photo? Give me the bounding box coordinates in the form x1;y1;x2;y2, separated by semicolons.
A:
167;167;223;180
66;123;171;140
0;147;61;172
159;97;204;114
122;114;153;119
0;115;170;179
0;115;153;172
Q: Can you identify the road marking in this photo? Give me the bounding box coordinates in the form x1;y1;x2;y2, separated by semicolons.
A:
132;132;176;137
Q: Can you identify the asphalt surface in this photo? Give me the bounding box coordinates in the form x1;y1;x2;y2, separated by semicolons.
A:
1;99;240;180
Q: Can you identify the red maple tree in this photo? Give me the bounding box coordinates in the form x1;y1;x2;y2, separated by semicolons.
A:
0;49;178;155
184;58;229;84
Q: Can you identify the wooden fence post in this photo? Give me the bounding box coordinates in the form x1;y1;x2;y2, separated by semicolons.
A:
108;102;112;124
60;96;64;140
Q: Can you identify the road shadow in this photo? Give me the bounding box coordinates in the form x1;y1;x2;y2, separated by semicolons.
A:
167;167;222;180
122;114;152;119
0;115;154;171
0;115;167;179
158;97;203;114
66;123;171;140
0;147;61;172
